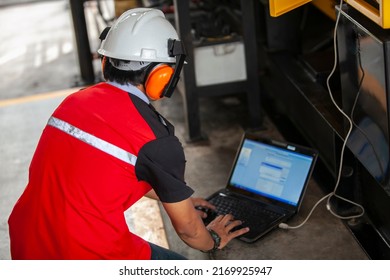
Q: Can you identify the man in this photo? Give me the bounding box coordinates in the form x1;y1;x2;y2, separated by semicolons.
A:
8;8;248;260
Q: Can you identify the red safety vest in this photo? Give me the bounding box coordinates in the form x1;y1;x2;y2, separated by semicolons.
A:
9;83;161;259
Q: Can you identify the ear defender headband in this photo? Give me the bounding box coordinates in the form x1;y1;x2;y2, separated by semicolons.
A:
145;39;186;100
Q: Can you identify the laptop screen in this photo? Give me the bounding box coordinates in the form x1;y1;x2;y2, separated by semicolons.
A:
228;138;316;207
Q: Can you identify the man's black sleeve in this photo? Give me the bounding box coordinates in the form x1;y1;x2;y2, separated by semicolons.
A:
135;135;194;203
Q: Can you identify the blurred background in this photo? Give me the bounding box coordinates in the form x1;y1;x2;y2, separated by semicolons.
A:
1;0;390;260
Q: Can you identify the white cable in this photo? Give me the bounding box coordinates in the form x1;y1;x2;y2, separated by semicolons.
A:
324;0;365;220
279;193;331;229
280;0;365;230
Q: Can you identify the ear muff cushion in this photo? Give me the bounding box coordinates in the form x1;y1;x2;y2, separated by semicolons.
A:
145;64;174;100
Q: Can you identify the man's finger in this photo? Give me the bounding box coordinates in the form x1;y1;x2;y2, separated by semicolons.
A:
228;227;250;239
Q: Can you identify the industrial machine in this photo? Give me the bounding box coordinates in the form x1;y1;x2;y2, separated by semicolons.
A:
260;0;390;258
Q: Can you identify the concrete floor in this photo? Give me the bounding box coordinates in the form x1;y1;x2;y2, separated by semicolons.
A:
0;1;368;260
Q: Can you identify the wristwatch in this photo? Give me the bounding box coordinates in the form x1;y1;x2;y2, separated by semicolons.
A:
201;229;221;253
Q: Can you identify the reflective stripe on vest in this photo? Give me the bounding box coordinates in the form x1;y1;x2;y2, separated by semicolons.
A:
47;116;137;166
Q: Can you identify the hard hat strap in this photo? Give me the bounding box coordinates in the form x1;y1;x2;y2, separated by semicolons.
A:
163;39;186;98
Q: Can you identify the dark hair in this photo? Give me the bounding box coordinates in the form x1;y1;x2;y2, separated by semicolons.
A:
103;57;148;86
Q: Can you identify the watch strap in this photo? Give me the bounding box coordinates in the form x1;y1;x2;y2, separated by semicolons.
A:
201;229;221;253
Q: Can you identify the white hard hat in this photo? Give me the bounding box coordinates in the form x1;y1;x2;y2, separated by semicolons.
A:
98;8;179;63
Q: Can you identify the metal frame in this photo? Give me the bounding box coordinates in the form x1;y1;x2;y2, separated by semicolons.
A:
69;0;95;85
173;0;263;141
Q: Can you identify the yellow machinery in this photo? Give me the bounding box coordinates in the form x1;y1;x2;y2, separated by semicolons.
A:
269;0;311;17
114;0;141;18
269;0;390;29
345;0;389;28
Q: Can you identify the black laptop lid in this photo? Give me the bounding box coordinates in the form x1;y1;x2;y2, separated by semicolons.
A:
226;134;318;212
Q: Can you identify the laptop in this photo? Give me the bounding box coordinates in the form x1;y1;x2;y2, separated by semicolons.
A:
200;133;318;243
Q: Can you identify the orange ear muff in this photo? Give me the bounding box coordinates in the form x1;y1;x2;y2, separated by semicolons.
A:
145;64;174;100
101;56;107;73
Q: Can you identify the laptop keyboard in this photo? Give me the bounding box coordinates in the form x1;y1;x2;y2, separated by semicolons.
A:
207;194;284;231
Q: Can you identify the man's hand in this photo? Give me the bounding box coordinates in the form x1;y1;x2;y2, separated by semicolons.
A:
206;214;250;249
190;197;216;218
162;198;249;252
